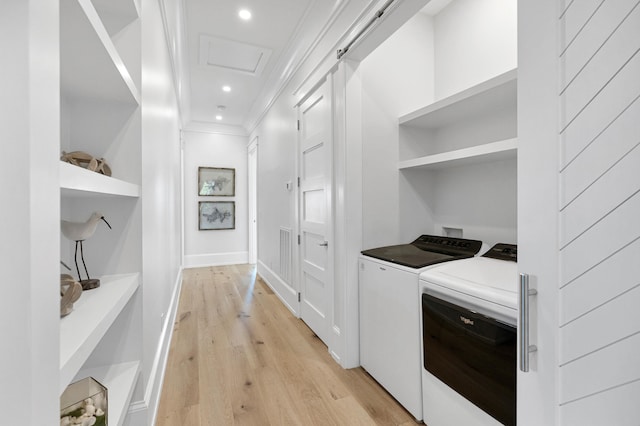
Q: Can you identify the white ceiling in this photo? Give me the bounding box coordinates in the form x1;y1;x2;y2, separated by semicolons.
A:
181;0;446;130
184;0;340;129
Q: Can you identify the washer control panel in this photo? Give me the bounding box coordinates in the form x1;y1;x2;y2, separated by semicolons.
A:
482;243;517;261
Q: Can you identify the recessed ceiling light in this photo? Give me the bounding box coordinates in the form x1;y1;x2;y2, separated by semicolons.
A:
238;9;252;20
222;85;231;92
216;115;223;120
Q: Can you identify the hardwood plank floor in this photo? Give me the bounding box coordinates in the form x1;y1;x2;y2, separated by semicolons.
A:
156;265;421;426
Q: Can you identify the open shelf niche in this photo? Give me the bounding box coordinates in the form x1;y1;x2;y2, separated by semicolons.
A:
59;0;142;424
397;68;518;246
398;69;517;170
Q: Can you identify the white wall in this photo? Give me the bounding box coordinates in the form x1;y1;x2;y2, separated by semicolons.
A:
360;12;435;249
429;159;517;245
433;0;517;100
136;0;184;423
155;0;191;125
252;99;297;283
0;1;60;424
183;129;249;267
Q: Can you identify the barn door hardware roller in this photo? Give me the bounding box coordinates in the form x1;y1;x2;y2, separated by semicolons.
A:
337;0;396;59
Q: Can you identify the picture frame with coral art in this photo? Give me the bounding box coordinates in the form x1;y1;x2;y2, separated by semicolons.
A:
198;167;235;196
199;201;235;230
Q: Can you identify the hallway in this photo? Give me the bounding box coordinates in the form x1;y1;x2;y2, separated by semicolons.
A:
156;265;419;425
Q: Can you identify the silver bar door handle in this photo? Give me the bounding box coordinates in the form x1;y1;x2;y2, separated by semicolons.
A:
318;241;328;247
519;273;538;372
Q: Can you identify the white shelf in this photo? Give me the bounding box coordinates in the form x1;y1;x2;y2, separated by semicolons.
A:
60;161;141;198
399;68;517;129
398;138;518;170
61;0;139;104
60;274;140;394
91;0;140;36
73;361;140;426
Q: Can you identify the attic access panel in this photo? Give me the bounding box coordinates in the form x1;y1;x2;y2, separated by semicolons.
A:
199;34;272;76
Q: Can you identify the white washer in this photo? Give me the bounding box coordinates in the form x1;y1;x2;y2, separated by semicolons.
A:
419;244;518;426
359;235;483;420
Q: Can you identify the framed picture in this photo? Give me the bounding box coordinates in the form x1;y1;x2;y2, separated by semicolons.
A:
199;201;235;230
198;167;235;196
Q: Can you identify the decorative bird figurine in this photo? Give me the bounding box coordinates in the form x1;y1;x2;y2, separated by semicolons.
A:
61;212;112;290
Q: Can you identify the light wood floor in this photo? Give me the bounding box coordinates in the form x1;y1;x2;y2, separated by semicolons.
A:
155;265;421;426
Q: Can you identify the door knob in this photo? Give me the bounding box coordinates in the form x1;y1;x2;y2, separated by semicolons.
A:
318;241;328;247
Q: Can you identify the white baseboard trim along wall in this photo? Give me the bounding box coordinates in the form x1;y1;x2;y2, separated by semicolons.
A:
183;251;249;268
257;260;299;316
123;269;184;426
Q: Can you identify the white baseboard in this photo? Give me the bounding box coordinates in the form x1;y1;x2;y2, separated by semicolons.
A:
257;260;299;316
123;401;147;426
125;268;183;425
184;251;248;268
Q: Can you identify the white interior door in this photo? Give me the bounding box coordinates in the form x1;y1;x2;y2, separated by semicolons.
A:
298;77;332;345
248;138;258;264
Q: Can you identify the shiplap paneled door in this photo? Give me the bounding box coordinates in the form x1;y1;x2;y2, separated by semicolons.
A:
557;0;640;424
519;1;640;424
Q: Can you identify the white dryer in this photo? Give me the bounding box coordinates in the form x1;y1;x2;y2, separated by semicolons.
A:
419;243;518;426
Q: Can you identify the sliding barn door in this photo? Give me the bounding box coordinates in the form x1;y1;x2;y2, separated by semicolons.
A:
518;1;640;424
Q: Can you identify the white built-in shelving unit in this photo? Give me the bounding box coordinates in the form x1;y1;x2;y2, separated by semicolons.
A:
397;68;518;244
59;0;142;424
398;69;518;170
